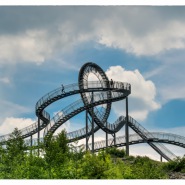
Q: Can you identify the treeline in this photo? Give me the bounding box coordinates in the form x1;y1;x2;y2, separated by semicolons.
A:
0;128;184;179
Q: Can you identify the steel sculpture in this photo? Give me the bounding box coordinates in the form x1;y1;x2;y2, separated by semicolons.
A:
0;62;184;161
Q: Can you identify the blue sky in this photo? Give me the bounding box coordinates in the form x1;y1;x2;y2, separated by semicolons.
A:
0;6;185;160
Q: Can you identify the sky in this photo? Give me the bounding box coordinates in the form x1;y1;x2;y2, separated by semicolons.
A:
0;6;185;161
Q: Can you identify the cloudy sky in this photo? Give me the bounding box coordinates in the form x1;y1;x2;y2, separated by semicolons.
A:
1;6;185;161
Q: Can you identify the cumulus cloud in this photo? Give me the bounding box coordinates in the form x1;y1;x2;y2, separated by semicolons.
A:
0;77;10;84
0;29;52;64
106;66;160;121
1;7;185;64
97;20;185;56
0;24;92;65
0;117;35;135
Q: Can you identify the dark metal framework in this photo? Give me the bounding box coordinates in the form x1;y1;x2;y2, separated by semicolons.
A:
78;62;129;153
0;62;183;161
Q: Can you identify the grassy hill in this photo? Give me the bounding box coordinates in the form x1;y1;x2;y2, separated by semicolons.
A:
0;128;185;179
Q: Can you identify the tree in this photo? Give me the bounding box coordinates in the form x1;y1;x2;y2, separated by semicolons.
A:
163;156;185;173
44;129;70;167
2;128;27;178
42;129;71;178
130;156;167;179
105;147;126;158
77;151;117;179
5;128;26;164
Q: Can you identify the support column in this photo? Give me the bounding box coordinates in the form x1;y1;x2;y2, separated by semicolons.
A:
114;133;116;145
30;135;33;156
30;135;33;147
160;155;163;162
86;110;88;151
125;97;129;156
106;122;108;148
91;92;94;154
38;118;40;157
114;124;116;145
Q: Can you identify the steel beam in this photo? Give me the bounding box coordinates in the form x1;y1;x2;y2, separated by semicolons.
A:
114;133;116;145
125;97;129;156
106;122;108;148
86;110;88;151
91;92;94;153
38;118;40;157
161;155;163;162
30;134;33;156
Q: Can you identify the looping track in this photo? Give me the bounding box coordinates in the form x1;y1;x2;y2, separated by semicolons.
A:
0;62;184;161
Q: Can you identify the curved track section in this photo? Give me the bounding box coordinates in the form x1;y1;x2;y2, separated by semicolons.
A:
43;82;130;138
128;116;176;161
0;81;130;143
23;114;178;161
0;62;182;161
25;131;185;160
78;62;112;132
91;132;185;158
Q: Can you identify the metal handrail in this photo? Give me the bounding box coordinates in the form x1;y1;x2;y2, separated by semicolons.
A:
0;81;130;144
128;116;176;160
24;132;185;153
43;85;129;137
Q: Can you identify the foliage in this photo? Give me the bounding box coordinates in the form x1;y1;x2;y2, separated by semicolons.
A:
77;151;113;179
129;156;167;179
0;128;179;179
0;128;27;178
44;130;70;167
163;156;185;173
105;147;126;158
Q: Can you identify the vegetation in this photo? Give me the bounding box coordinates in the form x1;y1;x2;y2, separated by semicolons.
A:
0;128;184;179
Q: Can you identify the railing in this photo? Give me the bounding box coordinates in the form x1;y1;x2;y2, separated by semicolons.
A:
36;81;130;110
0;121;38;143
24;132;185;153
43;85;129;137
0;81;130;144
128;116;176;160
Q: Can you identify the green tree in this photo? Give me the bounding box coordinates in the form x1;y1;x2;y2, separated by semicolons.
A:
1;128;27;178
16;155;49;179
163;156;185;173
105;147;126;158
43;129;71;178
103;159;133;179
78;151;116;179
130;156;167;179
44;129;69;167
6;128;26;161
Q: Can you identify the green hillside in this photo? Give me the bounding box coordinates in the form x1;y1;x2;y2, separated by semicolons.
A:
0;128;184;179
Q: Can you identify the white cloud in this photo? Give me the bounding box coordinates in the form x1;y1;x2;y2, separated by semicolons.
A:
2;8;185;65
0;29;52;65
0;77;10;84
0;24;92;65
106;66;161;121
96;19;185;56
0;117;35;135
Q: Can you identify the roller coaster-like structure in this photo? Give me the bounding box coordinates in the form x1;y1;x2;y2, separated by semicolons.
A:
0;62;185;161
